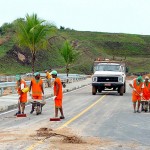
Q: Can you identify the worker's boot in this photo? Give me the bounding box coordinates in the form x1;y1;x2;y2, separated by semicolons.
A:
14;111;21;116
30;109;34;114
145;102;148;112
60;116;65;119
137;110;141;113
141;102;144;111
30;105;34;114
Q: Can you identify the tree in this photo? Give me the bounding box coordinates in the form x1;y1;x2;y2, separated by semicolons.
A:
60;26;65;30
59;40;79;80
0;23;15;35
15;13;56;73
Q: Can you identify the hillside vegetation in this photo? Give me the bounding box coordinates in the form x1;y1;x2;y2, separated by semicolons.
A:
0;23;150;75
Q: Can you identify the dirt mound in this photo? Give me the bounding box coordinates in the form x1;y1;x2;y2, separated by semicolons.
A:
62;135;83;144
33;127;120;150
37;127;53;137
36;127;84;144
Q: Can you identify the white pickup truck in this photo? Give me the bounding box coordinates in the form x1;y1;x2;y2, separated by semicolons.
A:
92;60;127;96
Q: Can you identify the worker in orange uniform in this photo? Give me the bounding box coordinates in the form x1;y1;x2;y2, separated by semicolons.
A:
141;76;150;112
129;76;144;113
51;70;65;119
15;75;27;115
29;72;44;114
45;70;52;87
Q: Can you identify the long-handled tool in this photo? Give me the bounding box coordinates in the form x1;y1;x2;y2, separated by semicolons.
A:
50;96;61;121
131;87;146;100
17;114;27;117
17;99;27;117
50;118;60;121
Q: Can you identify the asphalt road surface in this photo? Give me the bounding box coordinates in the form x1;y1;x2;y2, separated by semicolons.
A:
0;81;150;150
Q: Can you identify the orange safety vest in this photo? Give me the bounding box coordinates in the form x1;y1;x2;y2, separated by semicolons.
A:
54;78;63;99
16;79;27;103
132;79;143;96
31;78;43;96
143;82;150;99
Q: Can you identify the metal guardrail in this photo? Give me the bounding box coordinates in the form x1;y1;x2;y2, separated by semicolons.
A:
0;81;31;96
0;73;87;82
0;74;88;96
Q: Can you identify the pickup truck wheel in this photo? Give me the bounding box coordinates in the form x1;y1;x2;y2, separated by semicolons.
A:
92;86;97;95
119;85;124;96
98;88;102;93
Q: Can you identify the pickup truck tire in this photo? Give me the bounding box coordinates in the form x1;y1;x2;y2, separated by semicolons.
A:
98;88;102;93
119;85;124;96
124;83;126;93
92;86;97;95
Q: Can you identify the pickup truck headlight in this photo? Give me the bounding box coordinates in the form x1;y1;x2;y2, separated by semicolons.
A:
118;76;123;82
92;77;97;82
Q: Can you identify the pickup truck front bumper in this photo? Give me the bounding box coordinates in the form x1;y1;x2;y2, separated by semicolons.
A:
92;82;124;87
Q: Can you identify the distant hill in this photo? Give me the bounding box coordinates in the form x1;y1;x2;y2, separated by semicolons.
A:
0;25;150;75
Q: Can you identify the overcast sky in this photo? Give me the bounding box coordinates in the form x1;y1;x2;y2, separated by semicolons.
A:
0;0;150;35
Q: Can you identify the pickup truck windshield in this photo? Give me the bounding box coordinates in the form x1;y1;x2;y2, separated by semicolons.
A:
94;64;121;72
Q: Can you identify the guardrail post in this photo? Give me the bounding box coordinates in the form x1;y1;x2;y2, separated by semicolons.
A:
6;76;8;82
11;87;15;94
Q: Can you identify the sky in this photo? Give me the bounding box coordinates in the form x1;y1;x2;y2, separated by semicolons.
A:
0;0;150;35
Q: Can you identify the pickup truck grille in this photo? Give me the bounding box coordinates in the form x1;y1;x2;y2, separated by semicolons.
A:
97;77;118;82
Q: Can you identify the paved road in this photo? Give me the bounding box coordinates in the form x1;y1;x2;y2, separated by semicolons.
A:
69;85;150;148
0;82;150;150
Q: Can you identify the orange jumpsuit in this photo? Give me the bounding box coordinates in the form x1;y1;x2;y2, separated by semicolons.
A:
142;82;150;100
31;78;43;100
17;79;27;103
132;79;143;102
54;78;63;108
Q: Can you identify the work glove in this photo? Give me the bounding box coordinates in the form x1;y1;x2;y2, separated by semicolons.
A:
53;96;57;100
140;93;143;97
133;88;136;91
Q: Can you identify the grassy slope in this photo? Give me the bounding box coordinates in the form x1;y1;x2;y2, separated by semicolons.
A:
59;30;150;73
0;30;150;75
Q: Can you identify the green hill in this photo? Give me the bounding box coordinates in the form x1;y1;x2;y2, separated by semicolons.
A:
0;26;150;75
